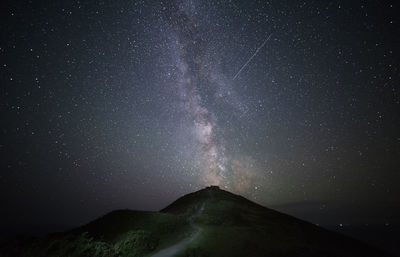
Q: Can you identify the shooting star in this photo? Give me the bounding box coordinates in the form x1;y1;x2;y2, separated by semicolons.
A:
232;33;273;81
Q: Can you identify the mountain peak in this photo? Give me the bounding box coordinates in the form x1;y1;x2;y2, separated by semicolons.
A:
205;185;220;190
160;186;257;215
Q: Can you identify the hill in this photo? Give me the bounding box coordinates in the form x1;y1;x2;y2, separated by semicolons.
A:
0;186;393;257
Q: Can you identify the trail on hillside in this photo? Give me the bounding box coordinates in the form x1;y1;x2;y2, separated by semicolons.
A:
150;204;204;257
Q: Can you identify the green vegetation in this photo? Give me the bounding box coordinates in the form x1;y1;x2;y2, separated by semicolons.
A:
168;187;391;257
0;210;192;257
0;187;392;257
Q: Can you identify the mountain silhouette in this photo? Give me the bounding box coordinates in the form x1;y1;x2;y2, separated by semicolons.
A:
0;186;393;257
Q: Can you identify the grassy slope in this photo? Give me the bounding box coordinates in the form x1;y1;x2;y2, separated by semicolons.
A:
168;187;392;257
0;210;191;257
1;187;394;257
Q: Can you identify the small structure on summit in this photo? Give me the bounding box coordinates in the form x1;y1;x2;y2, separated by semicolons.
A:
206;185;220;190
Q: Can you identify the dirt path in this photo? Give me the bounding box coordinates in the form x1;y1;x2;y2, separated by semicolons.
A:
150;204;204;257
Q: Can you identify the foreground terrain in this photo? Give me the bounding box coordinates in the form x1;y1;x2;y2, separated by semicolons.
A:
0;186;393;257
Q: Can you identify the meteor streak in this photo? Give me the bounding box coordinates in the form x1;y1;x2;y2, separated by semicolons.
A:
232;33;273;80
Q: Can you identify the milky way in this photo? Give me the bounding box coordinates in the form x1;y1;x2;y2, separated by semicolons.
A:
168;2;228;186
161;1;267;190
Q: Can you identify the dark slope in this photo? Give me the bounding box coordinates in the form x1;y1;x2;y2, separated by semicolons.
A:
164;186;393;257
0;186;394;257
0;210;191;257
70;210;188;243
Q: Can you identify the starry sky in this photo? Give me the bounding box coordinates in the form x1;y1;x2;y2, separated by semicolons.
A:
1;0;399;247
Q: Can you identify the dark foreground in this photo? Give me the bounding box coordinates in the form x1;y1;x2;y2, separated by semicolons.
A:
0;187;394;257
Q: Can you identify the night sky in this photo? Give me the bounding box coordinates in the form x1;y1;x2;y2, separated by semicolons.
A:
1;0;399;249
